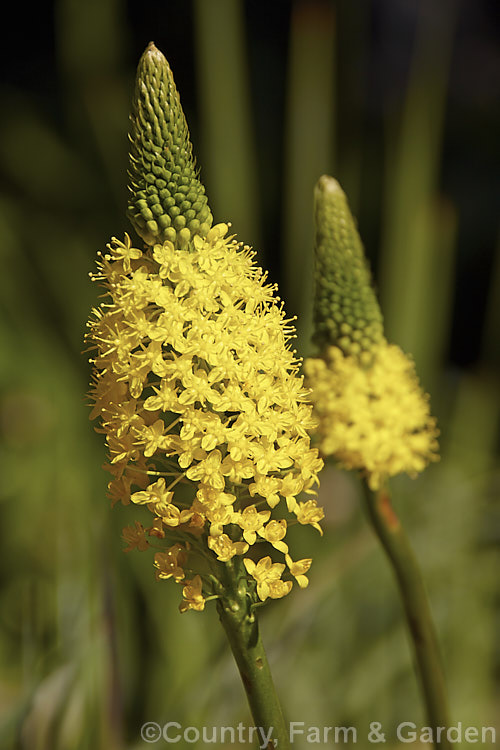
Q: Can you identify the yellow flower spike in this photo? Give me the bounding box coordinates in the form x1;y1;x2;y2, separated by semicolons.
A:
87;43;325;748
87;46;323;638
305;176;439;488
306;177;451;740
88;206;325;615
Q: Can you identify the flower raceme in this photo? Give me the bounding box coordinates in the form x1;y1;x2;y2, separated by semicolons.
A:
305;176;439;490
86;226;324;612
87;42;323;613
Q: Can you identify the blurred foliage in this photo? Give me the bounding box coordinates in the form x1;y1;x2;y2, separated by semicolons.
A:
0;1;499;749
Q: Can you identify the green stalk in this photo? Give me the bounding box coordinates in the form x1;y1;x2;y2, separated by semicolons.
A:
216;559;289;750
362;484;452;750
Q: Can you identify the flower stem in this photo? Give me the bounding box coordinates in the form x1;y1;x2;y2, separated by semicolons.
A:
216;560;290;750
362;484;452;750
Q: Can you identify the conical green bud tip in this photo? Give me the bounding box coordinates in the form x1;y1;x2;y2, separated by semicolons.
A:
127;42;213;248
312;175;385;361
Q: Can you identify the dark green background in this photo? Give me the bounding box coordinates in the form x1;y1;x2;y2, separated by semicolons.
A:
0;2;498;748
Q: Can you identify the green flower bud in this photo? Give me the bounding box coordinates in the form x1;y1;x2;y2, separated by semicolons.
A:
312;175;384;363
127;42;213;247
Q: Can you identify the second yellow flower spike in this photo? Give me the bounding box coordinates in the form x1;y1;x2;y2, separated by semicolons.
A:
305;176;439;489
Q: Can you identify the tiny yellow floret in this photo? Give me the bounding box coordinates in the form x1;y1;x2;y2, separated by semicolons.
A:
179;575;206;612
